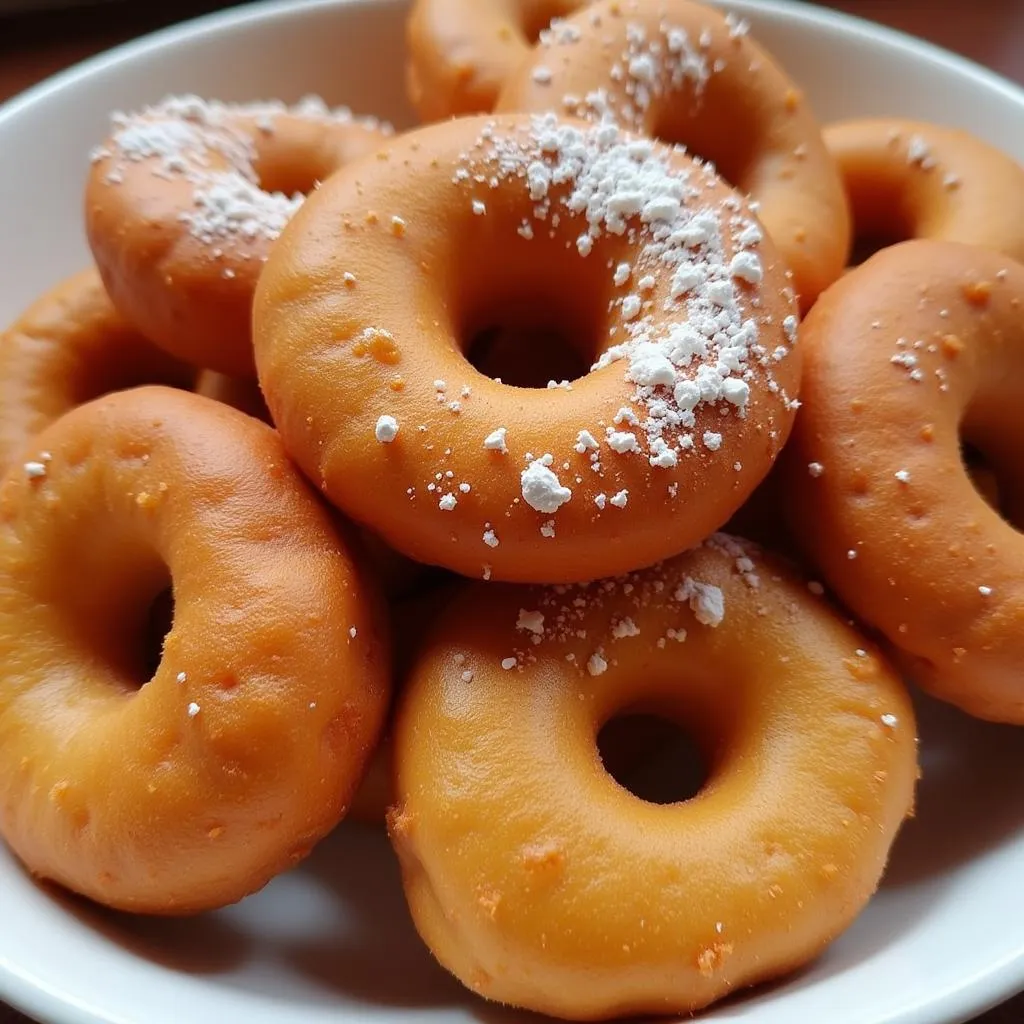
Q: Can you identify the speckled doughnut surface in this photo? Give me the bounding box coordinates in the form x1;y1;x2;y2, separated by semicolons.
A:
825;118;1024;263
785;240;1024;724
86;96;390;377
0;386;389;914
389;536;917;1019
255;114;800;584
496;0;851;310
0;267;192;474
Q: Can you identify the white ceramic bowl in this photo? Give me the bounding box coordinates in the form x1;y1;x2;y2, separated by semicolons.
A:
1;2;1023;1023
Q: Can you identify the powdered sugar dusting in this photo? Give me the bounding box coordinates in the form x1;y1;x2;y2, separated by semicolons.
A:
675;576;725;626
558;19;711;132
906;134;936;170
493;534;754;673
448;114;795;532
375;414;399;443
521;456;573;513
95;95;388;248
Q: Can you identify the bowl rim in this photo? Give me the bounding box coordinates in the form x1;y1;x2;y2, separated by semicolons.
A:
0;2;1022;1024
1;0;1023;131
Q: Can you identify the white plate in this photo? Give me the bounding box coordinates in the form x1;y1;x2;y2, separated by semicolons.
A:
1;1;1023;1022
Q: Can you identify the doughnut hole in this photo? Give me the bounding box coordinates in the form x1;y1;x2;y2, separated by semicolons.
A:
829;171;916;268
587;669;742;814
39;510;171;696
597;712;707;805
248;116;383;197
452;214;618;387
962;381;1024;531
141;584;176;683
464;299;597;388
252;150;325;198
961;441;1024;531
848;230;908;268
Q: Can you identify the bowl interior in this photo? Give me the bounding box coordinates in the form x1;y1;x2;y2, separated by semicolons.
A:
0;3;1023;1024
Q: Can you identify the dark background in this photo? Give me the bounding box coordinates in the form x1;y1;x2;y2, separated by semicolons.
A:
1;0;1023;97
0;1;1022;1023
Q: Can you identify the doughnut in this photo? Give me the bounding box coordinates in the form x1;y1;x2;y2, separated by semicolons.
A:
784;239;1024;724
0;386;389;913
389;535;917;1019
0;267;192;474
824;118;1024;264
254;114;801;584
495;0;851;310
191;365;427;596
406;0;588;121
189;368;427;598
194;369;271;422
86;96;391;378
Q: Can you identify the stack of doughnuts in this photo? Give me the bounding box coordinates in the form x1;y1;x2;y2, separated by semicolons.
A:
0;0;1021;1019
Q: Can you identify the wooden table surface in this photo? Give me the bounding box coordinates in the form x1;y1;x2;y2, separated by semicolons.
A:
0;1;1022;1022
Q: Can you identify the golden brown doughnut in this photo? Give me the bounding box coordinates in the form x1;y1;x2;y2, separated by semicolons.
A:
86;96;390;378
255;114;800;584
0;386;389;913
0;268;192;474
784;239;1024;724
190;369;427;599
406;0;587;121
825;118;1024;264
496;0;851;310
389;535;917;1019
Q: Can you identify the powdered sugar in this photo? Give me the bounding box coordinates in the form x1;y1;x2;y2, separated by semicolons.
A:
521;457;573;513
783;314;799;344
95;94;386;249
611;616;641;638
607;430;639;453
517;609;546;634
540;17;583;46
906;134;936;170
483;427;509;452
560;19;711;132
675;576;725;626
493;535;753;673
449;114;794;531
375;415;399;443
